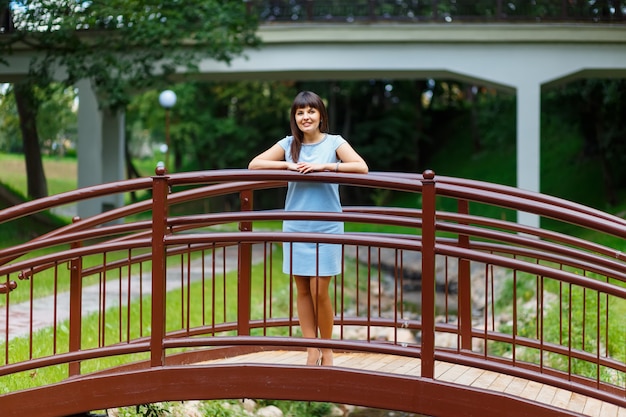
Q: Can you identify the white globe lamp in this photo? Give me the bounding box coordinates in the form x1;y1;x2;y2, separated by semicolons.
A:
158;90;177;171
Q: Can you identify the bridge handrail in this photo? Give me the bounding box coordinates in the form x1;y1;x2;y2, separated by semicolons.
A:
3;206;626;286
2;169;624;236
1;168;625;415
246;0;626;23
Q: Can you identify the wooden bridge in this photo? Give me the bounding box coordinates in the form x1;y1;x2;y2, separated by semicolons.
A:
0;168;625;417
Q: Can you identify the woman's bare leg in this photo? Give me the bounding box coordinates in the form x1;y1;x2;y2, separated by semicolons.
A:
293;275;320;365
309;276;334;366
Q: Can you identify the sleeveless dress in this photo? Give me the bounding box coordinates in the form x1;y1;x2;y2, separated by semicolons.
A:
278;134;346;276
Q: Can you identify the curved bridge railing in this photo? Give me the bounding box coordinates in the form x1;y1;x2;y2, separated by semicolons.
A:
245;0;626;23
0;168;624;416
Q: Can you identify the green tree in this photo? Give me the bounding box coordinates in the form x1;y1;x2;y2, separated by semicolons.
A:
37;85;77;156
548;79;626;206
0;83;76;154
305;79;431;173
188;81;295;171
127;80;294;173
0;84;21;153
0;0;260;198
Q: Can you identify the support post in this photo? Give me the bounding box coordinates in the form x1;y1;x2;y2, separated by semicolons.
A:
68;216;83;377
76;80;125;218
457;200;472;351
420;170;436;378
237;190;253;336
516;82;541;228
150;165;169;367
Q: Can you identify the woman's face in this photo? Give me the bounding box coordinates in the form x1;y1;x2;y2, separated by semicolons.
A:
294;106;321;134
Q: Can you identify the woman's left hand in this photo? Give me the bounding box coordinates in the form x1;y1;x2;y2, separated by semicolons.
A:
295;162;323;174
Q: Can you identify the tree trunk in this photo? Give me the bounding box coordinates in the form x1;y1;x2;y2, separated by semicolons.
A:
13;80;48;199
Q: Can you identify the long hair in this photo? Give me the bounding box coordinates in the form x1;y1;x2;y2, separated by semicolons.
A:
289;91;329;163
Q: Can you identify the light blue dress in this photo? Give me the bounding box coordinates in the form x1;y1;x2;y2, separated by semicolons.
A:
278;134;346;276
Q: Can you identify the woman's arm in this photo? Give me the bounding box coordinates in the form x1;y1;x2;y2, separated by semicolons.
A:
296;142;368;174
335;142;369;174
248;144;294;170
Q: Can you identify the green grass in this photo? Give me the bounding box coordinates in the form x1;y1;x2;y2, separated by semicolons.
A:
0;153;77;196
0;153;77;245
0;153;164;246
491;270;626;383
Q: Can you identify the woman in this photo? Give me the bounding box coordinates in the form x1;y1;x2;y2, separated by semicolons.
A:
248;91;368;366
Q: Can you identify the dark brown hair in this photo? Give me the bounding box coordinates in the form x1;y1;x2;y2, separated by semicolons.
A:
289;91;329;163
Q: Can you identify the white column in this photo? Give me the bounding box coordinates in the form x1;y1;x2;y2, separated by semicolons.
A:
516;82;541;229
76;79;103;219
101;110;126;212
76;80;125;219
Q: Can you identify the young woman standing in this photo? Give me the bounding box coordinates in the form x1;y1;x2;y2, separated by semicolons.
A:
249;91;368;366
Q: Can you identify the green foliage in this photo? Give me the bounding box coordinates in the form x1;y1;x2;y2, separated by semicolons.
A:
257;400;333;417
0;83;77;154
127;81;295;173
303;79;431;173
200;400;249;417
0;84;21;152
474;89;516;151
1;1;260;111
0;0;259;200
36;85;77;155
118;402;172;417
544;79;626;206
488;274;626;387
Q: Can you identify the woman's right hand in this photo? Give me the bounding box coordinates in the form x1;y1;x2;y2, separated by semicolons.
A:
286;162;300;171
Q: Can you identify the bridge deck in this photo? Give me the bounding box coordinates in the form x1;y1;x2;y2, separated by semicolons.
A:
202;351;626;417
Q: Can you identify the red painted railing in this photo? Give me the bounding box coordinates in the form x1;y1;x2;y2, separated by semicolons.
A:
0;168;625;416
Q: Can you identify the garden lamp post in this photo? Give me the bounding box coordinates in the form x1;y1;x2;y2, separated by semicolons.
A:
158;89;177;172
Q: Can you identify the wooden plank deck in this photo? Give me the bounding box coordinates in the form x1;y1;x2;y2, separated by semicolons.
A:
201;350;626;417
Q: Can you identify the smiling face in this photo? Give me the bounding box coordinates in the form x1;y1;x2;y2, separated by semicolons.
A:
294;105;321;135
289;92;330;160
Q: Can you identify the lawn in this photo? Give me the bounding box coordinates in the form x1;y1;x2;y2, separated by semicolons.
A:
0;153;77;196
